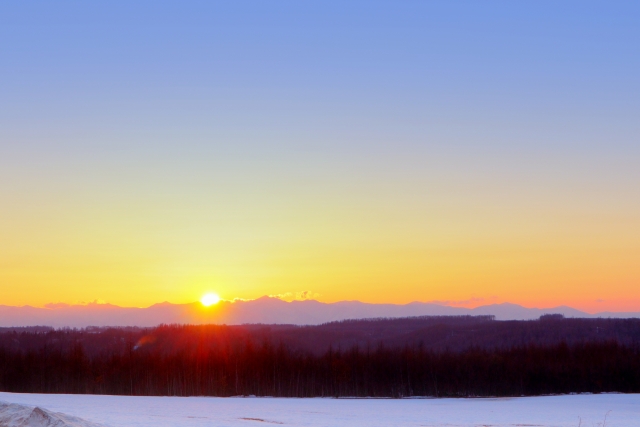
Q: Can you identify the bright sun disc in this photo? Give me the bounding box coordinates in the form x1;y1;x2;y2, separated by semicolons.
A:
200;293;221;307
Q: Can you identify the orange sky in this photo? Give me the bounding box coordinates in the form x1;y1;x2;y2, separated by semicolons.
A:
1;171;638;313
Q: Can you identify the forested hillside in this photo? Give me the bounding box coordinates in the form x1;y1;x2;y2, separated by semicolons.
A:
1;316;639;397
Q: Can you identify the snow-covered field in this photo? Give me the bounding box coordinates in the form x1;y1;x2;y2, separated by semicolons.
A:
0;392;638;427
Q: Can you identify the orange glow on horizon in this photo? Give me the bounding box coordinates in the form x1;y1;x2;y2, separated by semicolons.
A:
2;163;639;313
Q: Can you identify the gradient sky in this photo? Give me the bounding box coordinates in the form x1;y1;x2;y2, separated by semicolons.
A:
1;1;639;312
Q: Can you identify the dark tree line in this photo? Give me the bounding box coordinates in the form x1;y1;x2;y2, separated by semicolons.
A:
1;320;640;397
4;316;640;356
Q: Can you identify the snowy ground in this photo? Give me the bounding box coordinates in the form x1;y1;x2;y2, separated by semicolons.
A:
0;401;107;427
0;392;637;427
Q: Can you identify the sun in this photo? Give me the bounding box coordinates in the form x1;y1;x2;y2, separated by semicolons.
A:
200;293;221;307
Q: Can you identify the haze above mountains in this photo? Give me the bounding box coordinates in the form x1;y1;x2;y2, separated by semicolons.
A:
1;297;639;328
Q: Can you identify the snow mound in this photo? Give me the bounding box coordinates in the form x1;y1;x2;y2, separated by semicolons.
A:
0;402;107;427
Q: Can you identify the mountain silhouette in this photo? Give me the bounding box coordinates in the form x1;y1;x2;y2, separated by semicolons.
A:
1;297;638;328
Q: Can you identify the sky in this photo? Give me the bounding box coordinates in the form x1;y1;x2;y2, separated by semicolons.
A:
1;1;639;312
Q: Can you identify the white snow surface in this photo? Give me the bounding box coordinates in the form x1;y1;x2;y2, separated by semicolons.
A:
0;392;637;427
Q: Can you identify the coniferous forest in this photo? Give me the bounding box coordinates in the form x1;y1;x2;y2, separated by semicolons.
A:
1;316;640;397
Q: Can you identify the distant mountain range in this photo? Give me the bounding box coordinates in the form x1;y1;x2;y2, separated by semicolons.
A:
0;297;638;328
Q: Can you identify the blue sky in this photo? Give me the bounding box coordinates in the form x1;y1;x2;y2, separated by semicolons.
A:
1;1;639;308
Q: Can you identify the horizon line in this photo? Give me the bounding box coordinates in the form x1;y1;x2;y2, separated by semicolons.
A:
2;298;638;316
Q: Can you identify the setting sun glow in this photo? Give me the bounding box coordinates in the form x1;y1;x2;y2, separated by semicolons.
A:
200;293;221;307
